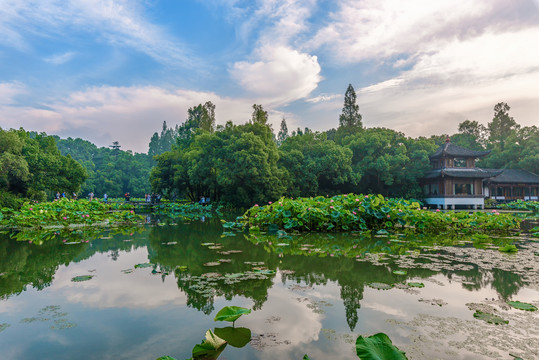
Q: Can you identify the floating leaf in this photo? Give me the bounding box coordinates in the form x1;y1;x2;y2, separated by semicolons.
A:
214;327;251;348
177;266;188;271
0;323;10;333
134;263;153;268
201;242;215;246
203;262;221;267
71;275;94;282
393;270;407;275
498;244;518;253
473;311;508;325
368;282;393;290
507;301;537;311
214;306;251;323
408;282;425;288
254;269;275;275
356;333;407;360
192;329;227;360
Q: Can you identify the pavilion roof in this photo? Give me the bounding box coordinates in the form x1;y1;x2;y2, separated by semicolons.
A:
429;142;491;160
485;169;539;184
424;168;503;179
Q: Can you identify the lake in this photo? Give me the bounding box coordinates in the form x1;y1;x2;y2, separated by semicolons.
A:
0;218;538;359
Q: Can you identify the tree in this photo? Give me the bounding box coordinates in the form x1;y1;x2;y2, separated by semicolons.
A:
339;84;362;129
277;118;288;146
488;102;519;151
251;104;268;126
109;141;121;150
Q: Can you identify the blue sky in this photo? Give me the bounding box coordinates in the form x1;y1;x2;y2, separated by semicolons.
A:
1;0;539;152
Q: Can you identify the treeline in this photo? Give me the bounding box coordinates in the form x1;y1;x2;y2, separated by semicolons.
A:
151;85;538;207
1;85;537;209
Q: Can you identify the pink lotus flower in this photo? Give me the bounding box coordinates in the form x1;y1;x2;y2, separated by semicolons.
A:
63;239;67;242
130;210;134;213
387;215;390;218
436;209;440;212
63;217;67;220
352;211;356;215
269;201;272;204
29;208;33;211
398;209;402;212
279;202;282;205
29;241;32;244
355;198;359;201
330;199;334;202
364;195;369;198
492;210;497;213
330;254;334;257
254;204;259;207
330;206;334;209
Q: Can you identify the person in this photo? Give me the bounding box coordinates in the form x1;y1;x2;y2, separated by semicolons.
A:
199;196;205;205
61;191;66;198
55;192;60;201
124;192;130;202
88;192;94;201
72;192;78;200
103;193;108;204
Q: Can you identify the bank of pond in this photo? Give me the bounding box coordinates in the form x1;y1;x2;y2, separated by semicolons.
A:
0;195;537;359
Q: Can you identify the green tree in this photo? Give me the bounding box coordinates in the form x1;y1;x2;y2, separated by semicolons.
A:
279;132;357;197
251;104;269;125
488;102;519;151
336;84;363;144
277;118;288;146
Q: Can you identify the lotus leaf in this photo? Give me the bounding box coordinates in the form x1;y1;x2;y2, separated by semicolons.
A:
192;329;227;360
473;311;508;325
71;275;94;282
507;301;537;311
356;332;407;359
214;306;251;324
214;327;251;348
368;282;393;290
303;355;310;360
203;262;221;267
393;270;407;275
156;356;177;360
498;244;518;253
134;263;153;268
407;282;424;288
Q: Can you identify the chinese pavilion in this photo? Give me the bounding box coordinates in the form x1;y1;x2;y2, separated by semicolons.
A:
421;138;501;209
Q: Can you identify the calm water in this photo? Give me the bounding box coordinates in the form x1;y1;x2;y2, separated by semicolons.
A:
0;218;538;360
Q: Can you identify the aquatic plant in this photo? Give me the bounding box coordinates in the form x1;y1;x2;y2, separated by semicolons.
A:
0;198;142;231
497;200;539;213
213;306;251;326
473;311;508;325
239;194;520;235
507;301;537;311
356;333;408;359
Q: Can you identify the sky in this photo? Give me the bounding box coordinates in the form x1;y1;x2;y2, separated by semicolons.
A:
1;0;539;153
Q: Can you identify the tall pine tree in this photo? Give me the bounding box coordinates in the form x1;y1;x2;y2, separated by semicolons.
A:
339;84;362;129
277;118;288;146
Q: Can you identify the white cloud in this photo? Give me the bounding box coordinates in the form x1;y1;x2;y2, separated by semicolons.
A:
0;0;196;67
305;93;340;104
308;0;535;64
0;82;26;105
230;45;322;106
0;84;291;152
44;51;76;65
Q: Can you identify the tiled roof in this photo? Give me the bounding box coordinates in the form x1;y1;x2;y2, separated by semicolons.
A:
485;169;539;184
424;168;503;179
429;142;491;159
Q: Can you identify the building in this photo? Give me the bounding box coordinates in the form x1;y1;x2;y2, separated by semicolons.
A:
421;138;502;209
484;169;539;201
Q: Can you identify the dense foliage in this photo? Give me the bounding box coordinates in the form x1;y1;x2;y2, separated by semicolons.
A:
240;194;520;235
55;136;152;198
0;128;87;208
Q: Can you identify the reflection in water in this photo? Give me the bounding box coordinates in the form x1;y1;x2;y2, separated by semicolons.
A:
0;219;537;359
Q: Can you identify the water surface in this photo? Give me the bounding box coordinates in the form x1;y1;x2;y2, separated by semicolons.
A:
0;219;538;359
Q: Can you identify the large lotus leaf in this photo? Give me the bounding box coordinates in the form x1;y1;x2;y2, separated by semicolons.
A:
214;327;251;348
473;311;508;325
498;244;518;253
356;333;407;360
192;329;227;360
507;301;537;311
156;356;177;360
214;306;251;323
303;355;310;360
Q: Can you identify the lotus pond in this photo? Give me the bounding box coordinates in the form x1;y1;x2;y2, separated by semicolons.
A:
0;217;538;360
